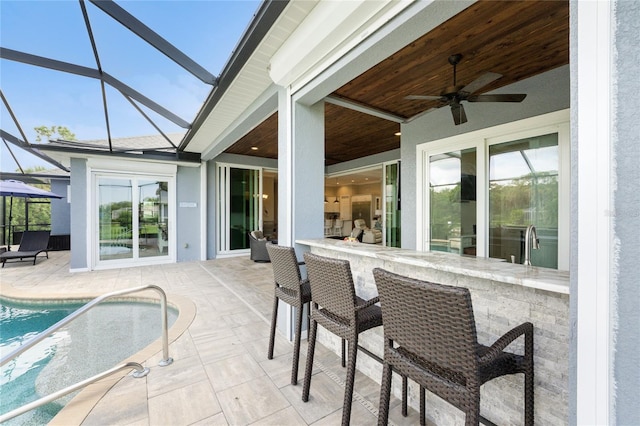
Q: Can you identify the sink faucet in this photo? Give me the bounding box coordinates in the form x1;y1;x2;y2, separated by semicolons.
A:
524;224;540;266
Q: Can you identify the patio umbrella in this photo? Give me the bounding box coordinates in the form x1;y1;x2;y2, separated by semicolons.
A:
0;180;63;249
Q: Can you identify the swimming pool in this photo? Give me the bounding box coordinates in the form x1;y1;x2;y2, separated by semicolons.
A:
0;298;178;425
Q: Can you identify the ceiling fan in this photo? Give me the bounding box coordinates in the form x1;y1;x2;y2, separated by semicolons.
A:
405;53;527;125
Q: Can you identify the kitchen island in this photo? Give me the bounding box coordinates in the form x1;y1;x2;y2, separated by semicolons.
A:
296;238;569;425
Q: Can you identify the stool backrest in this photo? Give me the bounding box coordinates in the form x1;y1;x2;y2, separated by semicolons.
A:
304;252;357;323
373;268;479;377
266;244;303;292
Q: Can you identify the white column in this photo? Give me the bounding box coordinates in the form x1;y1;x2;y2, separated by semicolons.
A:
276;87;325;340
575;1;613;424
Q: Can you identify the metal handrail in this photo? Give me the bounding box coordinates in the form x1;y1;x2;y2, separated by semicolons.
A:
0;361;149;423
0;284;174;367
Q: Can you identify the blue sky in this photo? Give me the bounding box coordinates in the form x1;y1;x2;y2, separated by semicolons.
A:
1;0;261;172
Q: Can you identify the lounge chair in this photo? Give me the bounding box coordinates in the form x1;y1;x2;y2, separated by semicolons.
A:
0;230;51;267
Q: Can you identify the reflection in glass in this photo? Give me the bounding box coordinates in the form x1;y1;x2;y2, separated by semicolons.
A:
488;133;558;268
138;180;169;258
429;148;477;255
229;168;260;250
98;178;133;261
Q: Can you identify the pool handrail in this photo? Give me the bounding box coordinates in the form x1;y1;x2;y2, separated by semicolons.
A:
0;361;150;423
0;284;174;367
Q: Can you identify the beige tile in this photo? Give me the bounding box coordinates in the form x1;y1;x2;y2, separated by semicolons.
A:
279;373;344;424
310;399;378;426
250;406;306;426
216;376;291;425
81;375;149;426
193;333;246;365
148;379;221;425
204;353;266;392
146;357;209;399
190;412;229;425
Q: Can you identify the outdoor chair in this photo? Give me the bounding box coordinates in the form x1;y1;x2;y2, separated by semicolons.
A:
373;268;534;426
266;244;312;385
301;252;384;426
0;230;51;268
248;230;271;262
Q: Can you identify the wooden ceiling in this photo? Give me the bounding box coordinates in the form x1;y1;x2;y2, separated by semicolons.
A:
225;0;569;166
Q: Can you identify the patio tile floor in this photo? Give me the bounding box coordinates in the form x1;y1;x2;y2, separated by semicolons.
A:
0;251;427;425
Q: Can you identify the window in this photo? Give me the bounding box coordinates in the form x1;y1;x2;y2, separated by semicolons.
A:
417;110;569;270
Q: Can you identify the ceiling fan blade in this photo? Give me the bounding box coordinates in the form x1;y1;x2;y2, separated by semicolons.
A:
460;72;503;95
405;95;444;101
467;93;527;102
450;102;467;125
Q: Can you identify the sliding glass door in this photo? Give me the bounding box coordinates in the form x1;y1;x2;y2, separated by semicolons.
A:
217;164;262;254
96;174;171;267
383;162;401;247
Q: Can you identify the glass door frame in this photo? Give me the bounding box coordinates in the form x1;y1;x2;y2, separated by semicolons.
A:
91;167;176;270
216;163;263;256
416;110;570;269
382;160;401;247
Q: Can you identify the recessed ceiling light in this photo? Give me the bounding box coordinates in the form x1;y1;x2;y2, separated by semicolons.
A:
395;132;401;136
251;146;258;150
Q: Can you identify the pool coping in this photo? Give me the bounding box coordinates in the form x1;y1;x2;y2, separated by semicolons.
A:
0;284;196;425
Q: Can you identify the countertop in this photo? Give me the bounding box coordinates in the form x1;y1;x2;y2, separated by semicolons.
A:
296;238;570;295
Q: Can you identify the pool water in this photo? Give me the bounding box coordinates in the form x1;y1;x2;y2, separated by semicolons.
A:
0;299;178;425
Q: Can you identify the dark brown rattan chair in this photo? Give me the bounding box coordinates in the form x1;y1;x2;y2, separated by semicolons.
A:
302;252;383;426
266;244;312;385
373;268;534;426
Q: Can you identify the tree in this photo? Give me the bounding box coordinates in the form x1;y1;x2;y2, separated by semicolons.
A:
34;125;76;142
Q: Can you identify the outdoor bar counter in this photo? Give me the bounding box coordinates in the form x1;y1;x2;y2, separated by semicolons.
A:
296;238;569;425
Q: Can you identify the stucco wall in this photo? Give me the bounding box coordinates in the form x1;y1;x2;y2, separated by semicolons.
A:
69;158;87;270
175;166;202;262
613;0;640;423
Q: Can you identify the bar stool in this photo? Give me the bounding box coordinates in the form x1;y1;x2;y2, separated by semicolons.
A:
333;219;343;236
324;218;334;236
373;268;534;426
301;252;384;426
266;244;312;385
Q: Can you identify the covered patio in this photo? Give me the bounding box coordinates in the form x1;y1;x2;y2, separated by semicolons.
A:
0;251;423;425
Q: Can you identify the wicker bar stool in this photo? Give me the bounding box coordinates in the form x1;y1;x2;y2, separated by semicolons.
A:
266;244;312;385
301;252;384;426
373;268;534;426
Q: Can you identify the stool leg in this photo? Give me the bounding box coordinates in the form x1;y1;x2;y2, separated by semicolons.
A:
377;361;392;426
267;296;278;359
302;316;318;402
291;303;304;385
420;386;426;426
341;334;358;426
402;376;408;416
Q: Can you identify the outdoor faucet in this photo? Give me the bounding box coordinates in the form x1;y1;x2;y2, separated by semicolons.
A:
524;224;540;266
